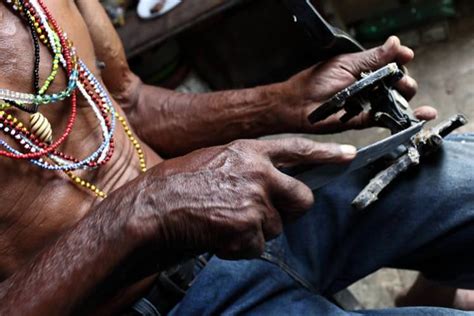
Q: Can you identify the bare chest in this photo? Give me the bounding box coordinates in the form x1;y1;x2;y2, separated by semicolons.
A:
0;1;162;277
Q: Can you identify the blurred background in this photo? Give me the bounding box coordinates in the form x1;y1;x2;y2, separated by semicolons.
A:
101;0;474;309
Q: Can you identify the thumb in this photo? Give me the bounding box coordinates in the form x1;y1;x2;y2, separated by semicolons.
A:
263;138;357;168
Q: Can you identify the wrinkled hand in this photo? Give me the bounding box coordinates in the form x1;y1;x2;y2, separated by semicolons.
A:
275;36;437;134
127;138;356;260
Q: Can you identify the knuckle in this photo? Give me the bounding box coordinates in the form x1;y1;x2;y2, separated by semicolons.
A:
250;182;267;197
247;164;272;184
229;139;261;151
333;56;354;74
231;210;263;236
245;210;265;230
317;144;337;159
299;141;335;160
332;55;346;67
228;139;250;152
368;48;383;67
292;138;313;155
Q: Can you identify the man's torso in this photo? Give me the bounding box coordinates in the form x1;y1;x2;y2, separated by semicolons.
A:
0;0;163;279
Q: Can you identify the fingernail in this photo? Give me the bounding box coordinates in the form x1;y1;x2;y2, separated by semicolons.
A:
340;145;357;157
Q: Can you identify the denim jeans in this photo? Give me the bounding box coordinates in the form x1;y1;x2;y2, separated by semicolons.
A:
170;134;474;315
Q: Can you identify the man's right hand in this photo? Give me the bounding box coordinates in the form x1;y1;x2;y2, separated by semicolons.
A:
123;138;356;260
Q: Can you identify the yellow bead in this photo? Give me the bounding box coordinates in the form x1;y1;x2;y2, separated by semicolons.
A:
90;185;96;191
74;177;81;184
86;183;91;188
80;181;86;186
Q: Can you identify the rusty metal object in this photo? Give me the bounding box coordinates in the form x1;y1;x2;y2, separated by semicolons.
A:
352;114;468;210
285;2;468;210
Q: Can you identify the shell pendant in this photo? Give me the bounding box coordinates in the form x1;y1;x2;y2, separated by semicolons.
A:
30;112;53;144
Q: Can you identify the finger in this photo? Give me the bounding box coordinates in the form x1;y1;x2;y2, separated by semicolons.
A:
267;169;315;222
264;138;357;168
216;230;266;260
394;75;418;101
414;106;438;121
341;36;415;76
344;105;438;129
260;198;284;241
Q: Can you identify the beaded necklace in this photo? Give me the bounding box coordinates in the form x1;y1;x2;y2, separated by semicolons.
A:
24;8;41;94
0;0;147;198
0;0;78;160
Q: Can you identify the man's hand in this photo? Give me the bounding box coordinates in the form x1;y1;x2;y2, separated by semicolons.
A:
126;138;356;260
274;36;438;134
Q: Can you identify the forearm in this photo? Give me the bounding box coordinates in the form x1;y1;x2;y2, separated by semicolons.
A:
0;191;154;315
124;77;292;157
76;0;291;156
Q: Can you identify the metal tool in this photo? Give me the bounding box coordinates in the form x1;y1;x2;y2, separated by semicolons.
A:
281;0;363;58
308;63;417;133
284;0;468;209
295;121;424;190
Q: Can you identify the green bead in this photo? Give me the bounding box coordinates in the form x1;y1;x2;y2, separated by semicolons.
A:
42;95;51;104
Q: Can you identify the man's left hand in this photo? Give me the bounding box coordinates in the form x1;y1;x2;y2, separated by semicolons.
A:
272;36;437;134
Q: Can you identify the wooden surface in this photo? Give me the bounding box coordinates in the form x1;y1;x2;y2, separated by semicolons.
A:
117;0;243;58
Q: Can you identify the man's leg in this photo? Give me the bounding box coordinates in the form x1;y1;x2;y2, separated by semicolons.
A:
171;256;468;315
171;135;474;315
280;134;474;294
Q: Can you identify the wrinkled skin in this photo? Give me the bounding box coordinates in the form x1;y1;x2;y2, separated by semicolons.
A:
0;0;161;279
0;0;438;314
135;138;357;260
